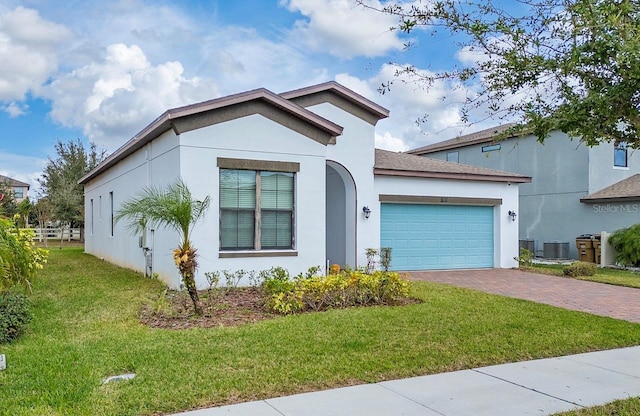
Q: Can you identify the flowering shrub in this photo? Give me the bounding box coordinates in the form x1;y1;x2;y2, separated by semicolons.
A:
264;269;412;315
0;219;48;293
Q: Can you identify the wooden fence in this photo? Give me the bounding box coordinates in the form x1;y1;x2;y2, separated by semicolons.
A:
29;228;82;242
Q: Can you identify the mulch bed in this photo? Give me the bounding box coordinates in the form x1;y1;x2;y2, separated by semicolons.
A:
139;286;421;330
139;287;276;330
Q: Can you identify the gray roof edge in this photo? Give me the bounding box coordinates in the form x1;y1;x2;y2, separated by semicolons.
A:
580;174;640;202
0;174;30;188
407;123;520;155
374;148;531;183
281;81;390;120
79;87;345;185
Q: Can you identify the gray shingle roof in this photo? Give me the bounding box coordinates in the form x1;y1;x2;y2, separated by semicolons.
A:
0;174;29;188
407;123;519;155
580;174;640;203
374;149;531;183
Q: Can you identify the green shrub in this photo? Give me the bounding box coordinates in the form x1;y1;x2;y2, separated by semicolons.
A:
0;292;32;343
515;247;534;267
380;247;392;272
563;261;597;277
265;269;412;315
608;224;640;267
0;219;48;293
261;266;293;295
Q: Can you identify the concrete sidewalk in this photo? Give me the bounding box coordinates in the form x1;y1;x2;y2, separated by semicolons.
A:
171;346;640;416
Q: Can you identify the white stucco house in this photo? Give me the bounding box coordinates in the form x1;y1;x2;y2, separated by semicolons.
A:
79;82;530;288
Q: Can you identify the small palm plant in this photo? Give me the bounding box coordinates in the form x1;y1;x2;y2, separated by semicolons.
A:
115;179;210;315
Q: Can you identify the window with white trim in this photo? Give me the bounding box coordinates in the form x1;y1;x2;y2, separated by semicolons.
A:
614;141;628;167
220;169;294;250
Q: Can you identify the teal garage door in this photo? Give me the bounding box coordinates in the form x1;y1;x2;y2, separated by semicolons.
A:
381;203;494;270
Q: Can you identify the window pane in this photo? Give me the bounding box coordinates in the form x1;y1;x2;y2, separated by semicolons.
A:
220;169;256;209
261;211;292;249
482;144;501;152
220;210;255;249
614;142;627;167
261;172;293;209
13;187;23;199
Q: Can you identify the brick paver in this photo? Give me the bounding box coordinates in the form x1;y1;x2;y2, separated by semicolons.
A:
408;268;640;323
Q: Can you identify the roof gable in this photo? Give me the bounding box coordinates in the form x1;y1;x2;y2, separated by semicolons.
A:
0;175;29;188
281;81;389;125
80;86;345;184
374;149;531;183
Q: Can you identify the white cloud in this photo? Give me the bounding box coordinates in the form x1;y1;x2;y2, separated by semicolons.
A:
1;101;27;117
282;0;405;58
197;26;329;93
41;43;220;150
0;7;71;102
375;131;407;151
336;66;474;150
336;58;526;152
0;151;47;198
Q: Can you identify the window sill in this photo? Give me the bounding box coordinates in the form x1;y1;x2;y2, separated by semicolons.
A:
613;166;629;170
219;250;298;258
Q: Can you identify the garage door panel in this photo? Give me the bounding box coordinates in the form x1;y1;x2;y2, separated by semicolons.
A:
381;203;494;271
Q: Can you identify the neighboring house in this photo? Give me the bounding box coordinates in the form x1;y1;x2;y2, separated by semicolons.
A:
79;82;529;289
0;174;29;203
408;124;640;259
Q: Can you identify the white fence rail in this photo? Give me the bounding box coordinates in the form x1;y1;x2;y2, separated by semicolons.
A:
29;228;82;241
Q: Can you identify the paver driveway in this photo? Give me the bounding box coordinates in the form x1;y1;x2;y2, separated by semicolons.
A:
408;268;640;323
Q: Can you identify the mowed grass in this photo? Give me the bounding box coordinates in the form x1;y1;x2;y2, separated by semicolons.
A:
2;248;640;415
555;397;640;415
530;263;640;288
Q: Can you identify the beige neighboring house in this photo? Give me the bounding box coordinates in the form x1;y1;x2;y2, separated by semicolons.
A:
0;174;30;202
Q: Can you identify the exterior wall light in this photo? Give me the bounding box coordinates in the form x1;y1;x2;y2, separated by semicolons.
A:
362;206;371;219
508;210;517;222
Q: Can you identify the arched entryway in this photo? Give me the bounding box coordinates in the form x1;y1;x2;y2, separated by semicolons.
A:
326;161;357;268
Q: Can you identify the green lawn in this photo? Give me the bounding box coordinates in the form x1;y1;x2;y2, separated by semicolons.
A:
529;263;640;288
554;397;640;415
2;248;640;415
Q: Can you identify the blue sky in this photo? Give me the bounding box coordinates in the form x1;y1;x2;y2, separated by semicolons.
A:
0;0;504;196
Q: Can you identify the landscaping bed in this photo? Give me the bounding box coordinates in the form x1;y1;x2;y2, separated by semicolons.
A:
139;285;420;330
139;287;274;329
3;248;640;416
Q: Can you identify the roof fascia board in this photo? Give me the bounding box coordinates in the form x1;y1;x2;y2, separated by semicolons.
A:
281;81;389;121
79;88;343;185
580;196;640;203
373;168;532;183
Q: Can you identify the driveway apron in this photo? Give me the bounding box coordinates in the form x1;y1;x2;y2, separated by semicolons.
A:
408;268;640;323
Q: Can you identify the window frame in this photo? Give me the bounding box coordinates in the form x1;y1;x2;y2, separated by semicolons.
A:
218;158;299;254
482;144;501;153
90;198;94;235
446;151;459;163
614;141;628;168
109;191;114;237
13;187;23;199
